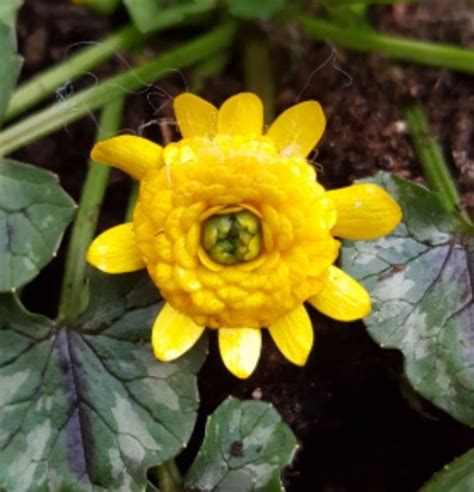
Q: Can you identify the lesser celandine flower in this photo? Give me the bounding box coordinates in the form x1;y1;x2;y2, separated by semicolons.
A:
87;93;402;378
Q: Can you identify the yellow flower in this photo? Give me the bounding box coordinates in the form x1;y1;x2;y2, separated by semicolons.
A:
87;93;402;379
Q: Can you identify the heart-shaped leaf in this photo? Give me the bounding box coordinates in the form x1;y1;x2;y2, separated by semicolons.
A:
185;397;297;491
341;172;474;425
0;270;207;490
0;158;76;292
421;449;474;492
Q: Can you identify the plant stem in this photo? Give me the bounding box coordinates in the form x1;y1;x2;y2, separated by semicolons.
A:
243;37;275;124
5;24;143;122
84;0;120;15
404;103;470;222
190;52;229;94
297;15;474;73
124;181;139;221
154;460;184;492
335;0;417;4
0;22;236;156
57;97;124;324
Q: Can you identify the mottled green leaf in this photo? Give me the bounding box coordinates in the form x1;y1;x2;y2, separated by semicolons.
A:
123;0;215;33
0;158;76;292
185;397;297;491
0;270;207;491
341;172;474;425
226;0;284;19
0;22;22;124
421;449;474;492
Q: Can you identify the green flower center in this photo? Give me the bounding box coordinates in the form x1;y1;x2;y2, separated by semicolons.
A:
202;210;262;265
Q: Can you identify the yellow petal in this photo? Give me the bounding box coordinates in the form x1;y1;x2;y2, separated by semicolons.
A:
266;100;325;157
152;303;205;361
217;93;263;136
268;305;314;366
173;93;218;138
218;327;261;379
328;184;402;240
87;223;145;273
308;266;371;321
91;135;162;180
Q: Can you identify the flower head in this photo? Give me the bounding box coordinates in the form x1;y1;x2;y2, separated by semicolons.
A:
87;93;402;378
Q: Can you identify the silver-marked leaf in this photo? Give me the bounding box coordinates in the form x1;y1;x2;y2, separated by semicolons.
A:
0;158;75;292
341;172;474;425
0;270;207;491
185;397;297;491
0;21;22;124
421;449;474;492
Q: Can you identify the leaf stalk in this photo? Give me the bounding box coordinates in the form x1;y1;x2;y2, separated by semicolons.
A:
298;14;474;73
57;97;124;324
404;103;471;224
0;22;237;156
5;24;144;122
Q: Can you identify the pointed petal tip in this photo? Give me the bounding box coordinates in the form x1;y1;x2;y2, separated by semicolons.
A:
174;93;218;139
217;93;264;137
87;223;145;274
152;303;205;362
266;100;326;157
268;305;314;366
218;327;261;379
309;266;372;322
329;183;403;240
90;135;162;180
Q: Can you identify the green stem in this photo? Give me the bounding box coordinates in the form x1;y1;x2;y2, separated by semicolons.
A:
190;52;229;94
243;37;275;124
335;0;417;4
297;15;474;73
154;460;184;492
404;103;470;223
5;25;143;122
57;97;124;324
0;22;236;156
124;180;139;222
85;0;121;15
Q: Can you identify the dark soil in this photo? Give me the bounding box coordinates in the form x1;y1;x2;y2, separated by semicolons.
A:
12;1;474;491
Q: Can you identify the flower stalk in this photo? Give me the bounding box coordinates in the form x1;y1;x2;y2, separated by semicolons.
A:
57;97;125;324
243;36;275;124
404;103;472;224
154;460;184;492
0;22;236;156
297;14;474;74
5;24;144;122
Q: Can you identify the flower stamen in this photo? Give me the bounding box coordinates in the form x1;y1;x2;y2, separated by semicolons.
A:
202;210;262;265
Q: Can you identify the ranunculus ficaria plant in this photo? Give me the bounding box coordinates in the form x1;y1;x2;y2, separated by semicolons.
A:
87;93;401;378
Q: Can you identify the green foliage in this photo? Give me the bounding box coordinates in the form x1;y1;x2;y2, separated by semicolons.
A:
0;22;22;124
185;397;297;491
0;0;23;25
0;270;207;491
226;0;285;19
342;172;474;425
123;0;216;33
0;158;75;292
421;449;474;492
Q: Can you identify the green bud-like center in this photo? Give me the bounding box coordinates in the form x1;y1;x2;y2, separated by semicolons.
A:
202;210;262;265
